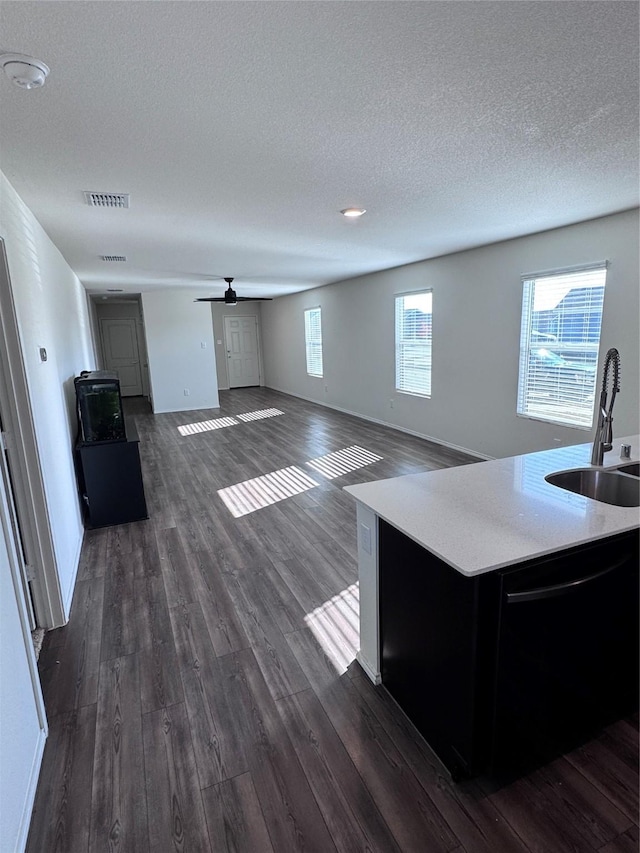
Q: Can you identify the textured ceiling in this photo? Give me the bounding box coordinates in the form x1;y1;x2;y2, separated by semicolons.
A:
0;1;638;299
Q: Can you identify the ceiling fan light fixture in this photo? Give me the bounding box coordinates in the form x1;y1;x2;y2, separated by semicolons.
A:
223;277;237;305
340;207;366;218
1;53;50;89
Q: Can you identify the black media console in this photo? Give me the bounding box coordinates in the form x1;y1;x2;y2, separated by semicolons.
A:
75;418;148;528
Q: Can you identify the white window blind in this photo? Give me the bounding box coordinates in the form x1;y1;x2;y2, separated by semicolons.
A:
517;264;607;428
395;291;432;397
304;307;323;377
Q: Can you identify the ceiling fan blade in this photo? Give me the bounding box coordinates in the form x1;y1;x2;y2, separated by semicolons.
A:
194;296;273;302
194;277;273;304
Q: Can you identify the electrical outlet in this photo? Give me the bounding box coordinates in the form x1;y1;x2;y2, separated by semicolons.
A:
389;398;394;408
184;388;190;396
360;524;372;555
324;384;328;392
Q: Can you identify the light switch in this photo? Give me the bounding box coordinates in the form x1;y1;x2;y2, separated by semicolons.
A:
201;341;207;349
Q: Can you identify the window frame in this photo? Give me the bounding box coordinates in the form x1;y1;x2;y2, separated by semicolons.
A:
516;262;607;430
304;306;323;378
394;289;433;398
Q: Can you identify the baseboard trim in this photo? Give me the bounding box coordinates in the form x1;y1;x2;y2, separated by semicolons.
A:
356;651;381;685
15;727;47;853
62;529;84;621
265;385;492;461
152;403;221;415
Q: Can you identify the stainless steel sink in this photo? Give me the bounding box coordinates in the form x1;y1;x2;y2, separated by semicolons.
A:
616;462;640;478
545;467;640;507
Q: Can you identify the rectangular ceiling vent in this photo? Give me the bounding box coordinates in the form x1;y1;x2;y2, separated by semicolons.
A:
84;191;130;208
100;255;127;262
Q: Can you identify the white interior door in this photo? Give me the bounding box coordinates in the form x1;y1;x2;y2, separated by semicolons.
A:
224;315;261;388
100;317;143;395
0;430;47;851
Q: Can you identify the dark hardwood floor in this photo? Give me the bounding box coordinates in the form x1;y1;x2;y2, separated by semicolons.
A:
28;388;638;852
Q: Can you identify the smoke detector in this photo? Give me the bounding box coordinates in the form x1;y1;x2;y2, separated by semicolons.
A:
1;53;50;89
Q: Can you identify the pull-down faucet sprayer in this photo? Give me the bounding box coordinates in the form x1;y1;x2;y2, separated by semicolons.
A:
590;348;621;466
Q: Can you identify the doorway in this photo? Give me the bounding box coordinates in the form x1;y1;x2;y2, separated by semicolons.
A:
99;317;143;395
94;298;149;397
0;408;36;630
0;237;63;630
224;315;261;387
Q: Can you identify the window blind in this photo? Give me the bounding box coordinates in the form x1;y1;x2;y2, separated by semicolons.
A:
304;307;323;377
395;291;432;397
517;264;607;428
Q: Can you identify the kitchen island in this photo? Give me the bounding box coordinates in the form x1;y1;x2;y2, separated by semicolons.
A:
345;434;640;778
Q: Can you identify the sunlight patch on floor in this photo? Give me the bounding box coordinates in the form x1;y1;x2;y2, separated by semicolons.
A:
178;408;284;436
306;445;382;480
178;416;239;435
236;407;285;422
304;583;359;675
217;465;320;517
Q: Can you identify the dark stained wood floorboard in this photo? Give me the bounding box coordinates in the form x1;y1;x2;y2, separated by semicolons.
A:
90;654;148;853
26;705;97;853
286;626;461;853
169;600;250;788
349;672;529;853
28;387;639;852
278;687;404;853
142;701;212;853
202;772;275;853
38;577;104;716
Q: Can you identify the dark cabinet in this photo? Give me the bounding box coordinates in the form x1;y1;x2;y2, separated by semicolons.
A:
379;520;639;779
75;419;148;528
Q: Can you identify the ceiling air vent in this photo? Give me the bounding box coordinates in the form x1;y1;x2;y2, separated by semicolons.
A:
100;255;127;262
84;191;130;208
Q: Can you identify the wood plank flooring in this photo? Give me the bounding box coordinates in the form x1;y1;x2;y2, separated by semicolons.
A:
28;388;638;852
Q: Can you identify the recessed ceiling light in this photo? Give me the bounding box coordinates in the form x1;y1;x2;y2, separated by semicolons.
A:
340;208;366;218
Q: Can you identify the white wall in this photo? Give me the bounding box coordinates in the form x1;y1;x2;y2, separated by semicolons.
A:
142;289;219;413
211;302;264;390
262;210;640;459
0;173;95;615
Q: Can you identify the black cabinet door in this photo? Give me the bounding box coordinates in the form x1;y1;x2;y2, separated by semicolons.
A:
379;520;497;778
77;440;148;528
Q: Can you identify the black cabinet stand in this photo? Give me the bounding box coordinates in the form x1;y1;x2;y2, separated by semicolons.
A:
75;419;148;528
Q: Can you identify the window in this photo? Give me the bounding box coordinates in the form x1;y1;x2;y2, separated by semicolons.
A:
395;291;432;396
304;307;323;377
517;264;607;428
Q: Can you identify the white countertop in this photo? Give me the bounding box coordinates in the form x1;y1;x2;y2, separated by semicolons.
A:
345;435;640;577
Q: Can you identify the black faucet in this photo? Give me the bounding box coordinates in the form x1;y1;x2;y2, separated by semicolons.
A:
590;348;621;466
